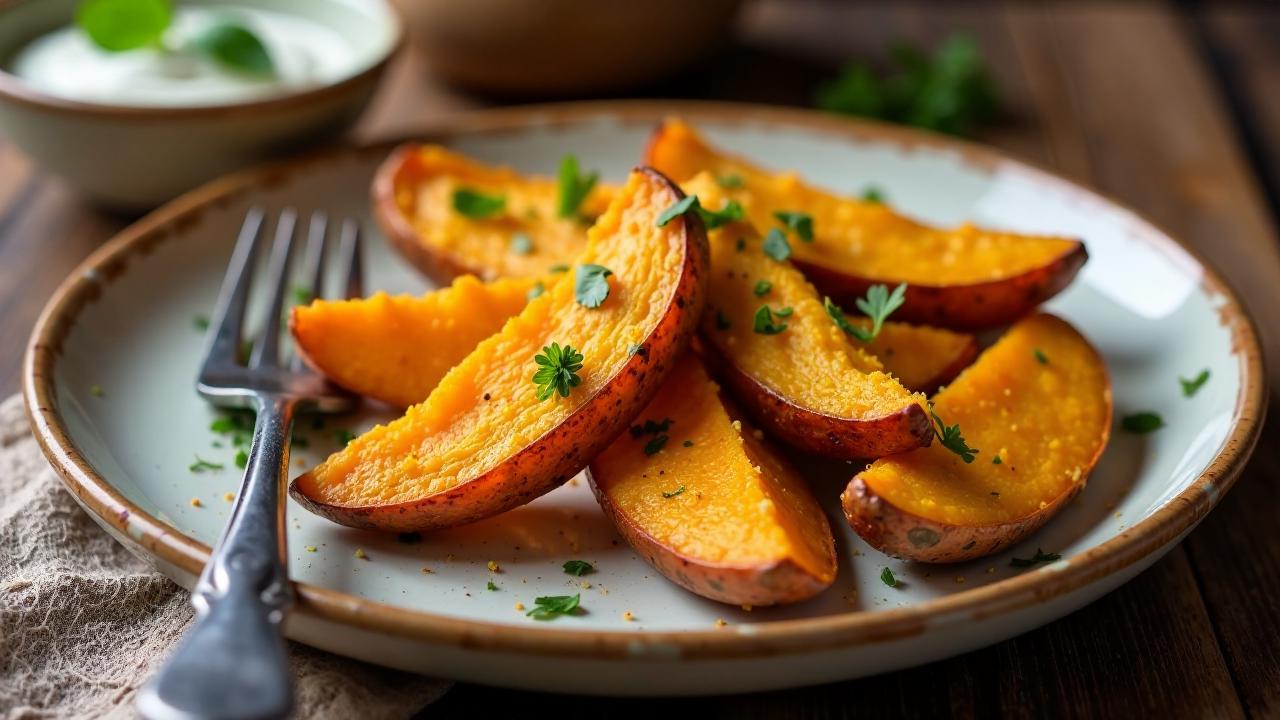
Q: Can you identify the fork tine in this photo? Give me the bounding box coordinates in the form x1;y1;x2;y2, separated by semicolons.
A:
203;208;266;367
338;219;363;299
290;212;329;371
248;209;299;369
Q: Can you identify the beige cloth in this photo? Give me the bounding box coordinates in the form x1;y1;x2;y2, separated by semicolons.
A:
0;395;451;719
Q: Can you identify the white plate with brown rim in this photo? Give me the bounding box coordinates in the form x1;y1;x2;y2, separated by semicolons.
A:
24;101;1264;696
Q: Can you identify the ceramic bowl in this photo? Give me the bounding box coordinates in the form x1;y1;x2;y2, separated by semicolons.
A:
0;0;403;211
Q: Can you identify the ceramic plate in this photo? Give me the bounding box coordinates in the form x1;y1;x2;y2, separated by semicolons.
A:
25;102;1264;696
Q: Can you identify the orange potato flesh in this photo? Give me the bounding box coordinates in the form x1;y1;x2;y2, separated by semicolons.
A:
291;168;708;531
863;321;979;394
647;119;1087;328
290;276;541;409
589;357;837;605
373;144;616;283
843;313;1112;562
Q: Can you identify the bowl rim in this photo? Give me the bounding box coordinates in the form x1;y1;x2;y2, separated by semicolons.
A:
0;0;405;119
22;100;1267;661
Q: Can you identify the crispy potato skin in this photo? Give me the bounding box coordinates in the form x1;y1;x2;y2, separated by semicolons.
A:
840;477;1084;563
589;467;833;605
372;144;479;285
794;243;1089;331
704;351;933;460
292;167;710;532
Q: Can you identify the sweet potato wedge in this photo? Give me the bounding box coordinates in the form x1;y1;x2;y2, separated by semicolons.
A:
290;275;541;408
291;168;709;531
863;322;979;395
841;313;1112;563
372;144;615;284
646;119;1087;329
588;356;837;606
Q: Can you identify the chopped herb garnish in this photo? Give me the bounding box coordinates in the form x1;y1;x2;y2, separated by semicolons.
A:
292;285;311;305
234;449;248;469
715;311;731;331
861;186;887;203
549;264;570;273
189;455;223;473
753;306;789;335
655;195;744;230
930;405;979;463
1034;348;1049;365
773;211;814;242
526;593;581;620
753;280;773;297
682;440;694;447
815;34;1000;137
774;306;794;317
510;233;534;255
1180;369;1210;397
452;187;506;219
1009;548;1061;568
526;282;546;301
717;173;745;189
487;580;499;591
643;435;669;456
629;418;673;438
655;195;698;227
762;228;792;261
662;485;686;499
532;342;584;401
556;154;599;219
563;560;594;576
574;264;613;309
992;455;1002;465
880;567;900;588
334;429;357;447
193;314;210;331
1121;412;1164;434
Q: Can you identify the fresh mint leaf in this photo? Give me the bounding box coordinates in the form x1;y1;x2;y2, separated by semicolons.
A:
77;0;171;52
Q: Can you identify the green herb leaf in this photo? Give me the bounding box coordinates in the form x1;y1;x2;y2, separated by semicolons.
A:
532;342;584;401
526;593;581;620
762;228;792;261
234;449;248;469
1010;548;1061;568
335;429;357;447
452;188;506;219
189;455;224;473
76;0;171;52
753;280;773;297
930;405;979;463
662;485;686;499
992;455;1002;465
774;306;794;318
1034;348;1048;365
861;186;887;203
191;22;274;76
193;314;210;331
696;199;745;230
854;283;907;341
1121;412;1164;434
643;435;668;456
549;264;570;274
574;264;613;309
655;195;698;227
629;418;673;438
824;297;866;340
1180;369;1210;397
526;282;545;301
556;154;599;219
510;233;534;255
716;173;745;189
562;560;594;576
773;210;814;242
815;34;1000;137
753;306;789;335
880;567;900;588
487;580;499;591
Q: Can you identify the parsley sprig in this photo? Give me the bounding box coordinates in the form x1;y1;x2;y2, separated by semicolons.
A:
824;283;906;342
532;342;584;401
574;264;613;308
929;404;979;463
526;594;581;620
556;154;599;219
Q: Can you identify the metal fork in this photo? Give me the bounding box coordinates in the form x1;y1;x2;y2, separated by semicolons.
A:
136;208;362;720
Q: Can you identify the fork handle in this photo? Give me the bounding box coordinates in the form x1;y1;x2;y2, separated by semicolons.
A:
138;398;296;720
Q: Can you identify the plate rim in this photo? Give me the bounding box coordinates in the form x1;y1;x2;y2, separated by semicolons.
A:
22;99;1267;660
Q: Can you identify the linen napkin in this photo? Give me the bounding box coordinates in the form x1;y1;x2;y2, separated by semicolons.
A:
0;394;451;719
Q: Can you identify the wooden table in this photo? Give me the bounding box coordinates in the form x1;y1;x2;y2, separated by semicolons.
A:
3;2;1276;716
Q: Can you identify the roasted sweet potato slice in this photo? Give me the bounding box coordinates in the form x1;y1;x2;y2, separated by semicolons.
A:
290;275;541;408
842;313;1112;563
291;168;709;531
372;144;616;284
688;180;930;458
863;322;979;394
588;356;837;606
647;119;1087;329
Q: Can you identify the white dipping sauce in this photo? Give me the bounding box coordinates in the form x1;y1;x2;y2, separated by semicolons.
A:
10;6;355;106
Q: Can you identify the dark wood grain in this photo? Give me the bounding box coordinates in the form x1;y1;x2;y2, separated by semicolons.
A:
1;1;1277;717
